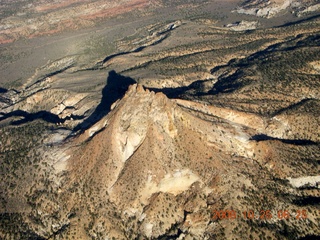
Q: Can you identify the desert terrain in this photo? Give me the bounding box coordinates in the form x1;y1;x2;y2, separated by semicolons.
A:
0;0;319;239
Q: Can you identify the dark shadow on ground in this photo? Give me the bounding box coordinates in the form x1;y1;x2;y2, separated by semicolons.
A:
0;110;63;125
250;134;317;145
94;34;169;68
271;98;314;117
298;236;320;240
276;13;320;28
0;71;135;130
0;87;8;93
0;87;12;105
207;33;320;95
148;79;212;99
281;192;320;206
98;47;146;66
74;70;136;131
148;86;189;98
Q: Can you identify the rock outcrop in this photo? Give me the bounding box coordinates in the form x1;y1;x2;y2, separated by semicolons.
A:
236;0;320;18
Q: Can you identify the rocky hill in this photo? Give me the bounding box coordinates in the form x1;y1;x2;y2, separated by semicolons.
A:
0;1;319;239
1;82;319;239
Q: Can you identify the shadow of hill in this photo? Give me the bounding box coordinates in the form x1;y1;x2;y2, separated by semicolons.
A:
0;87;8;93
74;70;136;131
250;134;317;145
148;79;213;99
148;85;189;98
98;46;146;66
0;87;12;105
0;110;63;125
276;13;320;28
207;33;320;95
93;32;170;68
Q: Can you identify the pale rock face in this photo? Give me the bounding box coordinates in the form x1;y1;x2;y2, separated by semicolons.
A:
62;93;87;107
121;131;144;161
309;60;320;73
143;222;154;238
256;0;292;18
236;0;319;18
297;3;320;16
112;84;178;162
288;176;320;189
115;86;150;161
226;21;259;31
51;93;88;116
51;103;66;115
266;116;292;139
140;170;201;204
51;149;71;175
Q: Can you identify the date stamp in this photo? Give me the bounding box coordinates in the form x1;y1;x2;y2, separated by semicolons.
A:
212;209;308;221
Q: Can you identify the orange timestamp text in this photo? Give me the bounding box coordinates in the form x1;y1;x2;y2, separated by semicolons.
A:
212;209;308;220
